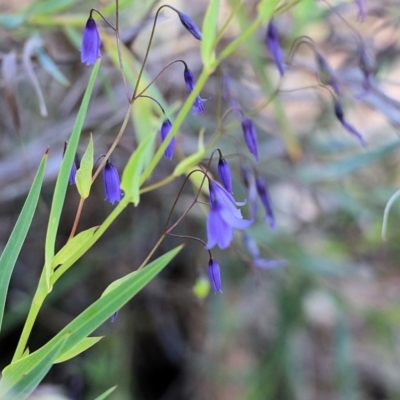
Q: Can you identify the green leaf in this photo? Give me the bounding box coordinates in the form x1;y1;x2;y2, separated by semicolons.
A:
93;386;117;400
35;46;70;87
75;134;94;199
0;152;47;333
2;246;182;387
23;0;77;17
0;14;24;29
54;336;102;364
121;135;154;205
0;333;67;399
173;149;206;176
201;0;220;68
44;60;100;292
257;0;280;22
52;227;98;269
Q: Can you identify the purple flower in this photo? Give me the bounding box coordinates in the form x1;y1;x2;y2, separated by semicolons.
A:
316;53;341;96
111;311;118;323
81;16;101;65
265;19;285;77
160;119;175;159
256;178;275;229
241;118;259;161
208;258;222;293
207;180;252;249
184;67;205;115
218;157;232;193
334;100;366;146
69;161;77;185
103;160;121;204
355;0;366;22
178;11;202;40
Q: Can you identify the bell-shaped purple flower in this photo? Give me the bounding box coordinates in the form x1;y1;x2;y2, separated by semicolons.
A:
208;258;222;293
103;160;121;204
178;11;202;40
160;119;175;159
81;16;101;66
241;118;259;161
184;67;205;115
334;100;366;146
207;180;252;249
218;157;232;193
265;19;285;77
256;178;275;229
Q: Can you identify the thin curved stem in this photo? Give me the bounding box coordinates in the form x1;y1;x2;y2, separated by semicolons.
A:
382;189;400;241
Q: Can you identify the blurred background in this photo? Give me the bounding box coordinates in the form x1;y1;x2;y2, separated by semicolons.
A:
1;0;400;399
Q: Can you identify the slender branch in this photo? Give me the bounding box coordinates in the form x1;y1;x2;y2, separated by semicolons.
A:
69;197;85;240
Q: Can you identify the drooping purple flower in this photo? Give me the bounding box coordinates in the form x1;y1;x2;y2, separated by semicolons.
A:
160;119;175;159
103;160;121;204
241;118;259;161
184;67;205;115
316;52;341;96
334;100;366;146
242;232;288;269
208;258;222;293
81;16;101;66
241;164;258;219
218;157;232;193
256;178;275;229
265;19;285;77
207;180;252;249
177;11;202;40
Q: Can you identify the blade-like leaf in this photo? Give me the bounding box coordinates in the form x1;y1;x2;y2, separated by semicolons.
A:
201;0;220;68
44;60;100;291
93;386;117;400
35;46;70;87
0;333;67;399
75;133;94;199
52;227;98;269
54;336;102;364
2;246;182;384
0;152;47;333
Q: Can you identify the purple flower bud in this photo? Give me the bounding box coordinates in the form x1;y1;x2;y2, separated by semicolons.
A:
256;178;275;229
242;232;261;260
103;160;122;204
265;19;285;77
334;100;366;146
69;161;77;185
177;11;202;40
184;67;205;115
111;311;118;323
218;157;233;193
81;16;101;66
241;118;259;161
208;258;222;293
160;119;175;159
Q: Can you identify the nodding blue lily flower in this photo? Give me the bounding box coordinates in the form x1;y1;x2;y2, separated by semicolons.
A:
218;157;233;194
184;67;205;115
160;119;175;159
334;100;366;146
265;19;285;77
208;258;222;293
207;180;252;249
241;118;259;161
177;11;202;40
81;16;101;65
103;160;122;204
256;178;275;229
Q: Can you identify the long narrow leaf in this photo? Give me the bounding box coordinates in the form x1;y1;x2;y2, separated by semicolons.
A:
93;386;117;400
44;60;100;291
0;152;48;333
